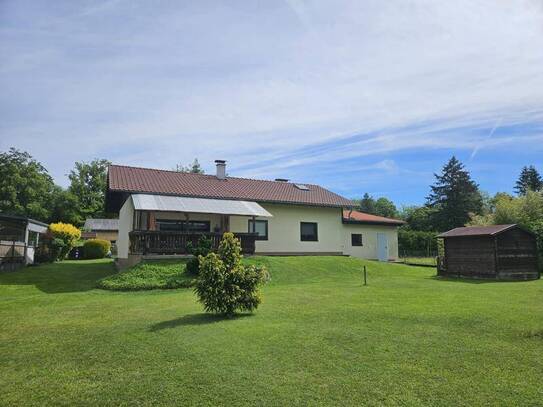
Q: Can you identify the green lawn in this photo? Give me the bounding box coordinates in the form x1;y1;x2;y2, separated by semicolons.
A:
401;257;437;267
97;259;194;290
1;257;542;406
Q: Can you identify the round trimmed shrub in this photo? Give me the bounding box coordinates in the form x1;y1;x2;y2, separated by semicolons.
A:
83;239;111;259
49;222;81;261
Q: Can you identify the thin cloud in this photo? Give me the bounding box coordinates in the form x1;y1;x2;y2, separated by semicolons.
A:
470;118;502;161
0;0;542;200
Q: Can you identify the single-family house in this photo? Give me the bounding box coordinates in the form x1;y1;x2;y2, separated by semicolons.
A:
105;160;404;268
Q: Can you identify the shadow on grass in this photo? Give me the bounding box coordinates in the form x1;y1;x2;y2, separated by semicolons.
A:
428;275;507;284
149;313;254;331
0;260;116;293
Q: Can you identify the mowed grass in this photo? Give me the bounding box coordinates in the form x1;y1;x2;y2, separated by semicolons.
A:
1;257;542;406
97;260;194;290
401;257;437;267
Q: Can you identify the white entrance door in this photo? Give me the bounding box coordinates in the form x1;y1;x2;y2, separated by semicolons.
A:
377;233;388;262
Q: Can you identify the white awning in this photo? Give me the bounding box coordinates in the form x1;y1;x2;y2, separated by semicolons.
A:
131;194;273;218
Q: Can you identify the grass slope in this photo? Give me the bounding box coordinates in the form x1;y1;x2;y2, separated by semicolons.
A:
97;260;194;290
401;257;437;267
1;257;542;406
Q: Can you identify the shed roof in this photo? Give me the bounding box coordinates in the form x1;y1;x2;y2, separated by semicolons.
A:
437;224;523;238
342;210;405;226
131;194;273;217
108;165;354;208
83;218;119;231
0;213;49;227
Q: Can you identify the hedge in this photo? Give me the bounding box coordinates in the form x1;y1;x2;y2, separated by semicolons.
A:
83;239;111;259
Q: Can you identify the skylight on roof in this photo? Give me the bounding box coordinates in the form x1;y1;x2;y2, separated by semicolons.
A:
294;184;309;191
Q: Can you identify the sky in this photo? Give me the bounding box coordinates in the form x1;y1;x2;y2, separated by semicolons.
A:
1;0;543;207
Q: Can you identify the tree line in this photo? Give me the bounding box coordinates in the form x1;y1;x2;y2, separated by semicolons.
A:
1;146;541;250
0;147;204;226
354;156;543;256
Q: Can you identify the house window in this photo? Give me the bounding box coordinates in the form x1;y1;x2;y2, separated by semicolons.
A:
351;233;363;246
300;222;318;242
248;220;268;240
156;219;211;233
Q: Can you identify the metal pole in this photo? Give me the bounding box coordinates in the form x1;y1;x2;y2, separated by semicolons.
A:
363;265;367;286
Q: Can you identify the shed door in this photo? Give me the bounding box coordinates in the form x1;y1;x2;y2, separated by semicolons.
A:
377;233;388;262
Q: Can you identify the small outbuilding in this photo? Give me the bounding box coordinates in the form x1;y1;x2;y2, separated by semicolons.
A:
0;213;49;269
82;218;119;243
437;224;540;280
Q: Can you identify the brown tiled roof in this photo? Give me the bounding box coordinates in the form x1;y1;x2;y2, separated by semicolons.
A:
108;165;354;208
437;224;518;238
342;209;405;226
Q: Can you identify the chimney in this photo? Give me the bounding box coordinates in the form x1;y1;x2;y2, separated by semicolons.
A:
215;160;226;180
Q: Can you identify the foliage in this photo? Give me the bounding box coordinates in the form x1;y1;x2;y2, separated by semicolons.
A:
469;190;543;259
426;156;483;231
49;186;83;226
399;205;438;232
98;260;194;291
174;158;205;174
0;147;111;226
49;238;66;262
68;159;111;221
2;257;543;405
398;228;438;256
356;193;376;214
354;193;398;218
195;233;268;316
515;165;542;195
0;147;56;221
83;239;111;259
374;197;398;218
185;236;213;275
49;222;81;260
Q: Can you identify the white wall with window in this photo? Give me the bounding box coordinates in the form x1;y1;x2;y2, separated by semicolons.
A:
342;224;399;261
230;203;344;255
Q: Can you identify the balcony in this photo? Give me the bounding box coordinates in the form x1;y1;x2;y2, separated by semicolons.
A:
128;231;258;256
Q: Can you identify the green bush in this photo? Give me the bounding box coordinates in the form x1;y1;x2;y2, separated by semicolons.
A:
398;228;438;257
48;222;81;261
185;258;200;275
83;239;111;259
185;236;213;276
50;238;66;262
194;232;268;316
98;261;194;291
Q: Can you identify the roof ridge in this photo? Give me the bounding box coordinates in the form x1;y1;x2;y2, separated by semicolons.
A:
108;163;321;187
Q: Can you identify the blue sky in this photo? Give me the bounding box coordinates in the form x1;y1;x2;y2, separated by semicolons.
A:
1;0;542;207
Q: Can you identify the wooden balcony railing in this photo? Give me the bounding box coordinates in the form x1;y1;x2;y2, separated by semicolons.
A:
128;231;258;256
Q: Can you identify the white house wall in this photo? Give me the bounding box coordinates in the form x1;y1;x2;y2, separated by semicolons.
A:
342;224;399;261
117;197;134;259
230;203;344;255
117;195;400;261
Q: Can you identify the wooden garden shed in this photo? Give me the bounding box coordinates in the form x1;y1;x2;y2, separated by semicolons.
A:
437;224;540;280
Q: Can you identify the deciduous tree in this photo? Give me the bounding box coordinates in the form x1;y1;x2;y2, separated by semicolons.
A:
68;159;111;220
0;148;55;221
